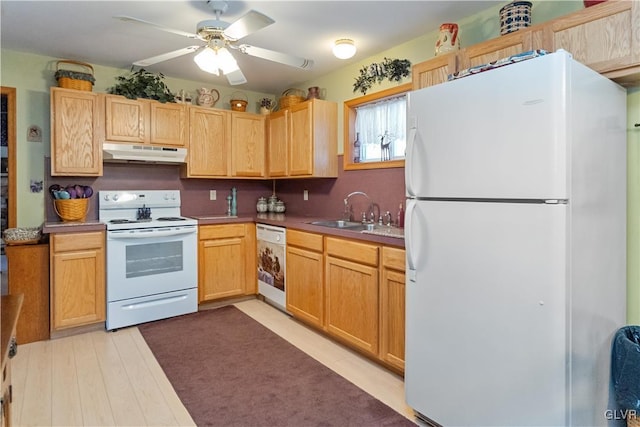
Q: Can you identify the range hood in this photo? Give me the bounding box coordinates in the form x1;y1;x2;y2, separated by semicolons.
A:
103;143;187;164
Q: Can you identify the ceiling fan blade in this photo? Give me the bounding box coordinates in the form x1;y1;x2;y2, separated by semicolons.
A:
133;46;202;67
114;15;199;40
223;10;274;40
225;69;247;86
238;45;314;70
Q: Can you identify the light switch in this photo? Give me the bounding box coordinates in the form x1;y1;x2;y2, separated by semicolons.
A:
210;190;217;200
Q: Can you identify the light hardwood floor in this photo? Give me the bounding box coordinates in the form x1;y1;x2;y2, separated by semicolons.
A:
12;299;415;426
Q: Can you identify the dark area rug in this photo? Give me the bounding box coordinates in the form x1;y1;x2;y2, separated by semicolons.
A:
138;305;415;427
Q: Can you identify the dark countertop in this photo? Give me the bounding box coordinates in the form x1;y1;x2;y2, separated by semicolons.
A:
43;213;405;247
194;213;405;248
43;220;105;234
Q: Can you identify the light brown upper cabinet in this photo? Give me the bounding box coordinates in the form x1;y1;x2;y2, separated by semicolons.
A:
267;109;289;177
50;88;103;176
458;26;545;70
185;106;230;178
545;0;640;85
104;95;187;147
267;99;338;178
413;1;640;90
231;112;266;178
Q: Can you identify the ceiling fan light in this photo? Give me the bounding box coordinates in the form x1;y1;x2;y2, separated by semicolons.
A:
217;47;240;74
194;47;220;75
333;39;356;59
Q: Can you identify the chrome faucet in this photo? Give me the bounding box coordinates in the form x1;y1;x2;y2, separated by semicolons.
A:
343;191;372;222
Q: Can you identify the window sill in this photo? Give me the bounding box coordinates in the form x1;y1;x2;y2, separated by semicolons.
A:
343;159;404;171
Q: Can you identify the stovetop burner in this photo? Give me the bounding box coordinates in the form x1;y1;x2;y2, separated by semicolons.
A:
157;217;187;221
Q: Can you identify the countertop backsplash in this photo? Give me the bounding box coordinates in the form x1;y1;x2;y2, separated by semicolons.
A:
44;156;405;224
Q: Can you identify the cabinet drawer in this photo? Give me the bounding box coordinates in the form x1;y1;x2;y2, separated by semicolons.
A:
199;224;246;240
52;231;104;252
326;237;378;267
287;229;323;252
382;246;406;271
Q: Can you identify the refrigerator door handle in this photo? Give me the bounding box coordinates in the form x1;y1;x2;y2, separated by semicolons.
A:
405;199;418;282
405;117;418;197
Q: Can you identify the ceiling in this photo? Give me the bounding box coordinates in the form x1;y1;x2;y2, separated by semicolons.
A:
0;1;500;95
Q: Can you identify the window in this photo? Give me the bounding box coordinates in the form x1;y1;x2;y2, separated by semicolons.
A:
344;83;411;170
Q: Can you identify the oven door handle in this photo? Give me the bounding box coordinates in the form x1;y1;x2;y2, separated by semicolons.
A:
108;228;196;239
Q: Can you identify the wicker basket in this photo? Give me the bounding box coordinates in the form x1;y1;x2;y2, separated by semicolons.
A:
230;91;248;112
3;227;41;245
279;88;306;109
55;60;95;92
54;198;89;222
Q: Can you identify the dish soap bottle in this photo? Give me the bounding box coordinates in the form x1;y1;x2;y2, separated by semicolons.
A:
397;203;405;228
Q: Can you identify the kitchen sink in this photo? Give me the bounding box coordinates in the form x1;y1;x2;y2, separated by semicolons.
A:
308;220;368;230
308;220;404;239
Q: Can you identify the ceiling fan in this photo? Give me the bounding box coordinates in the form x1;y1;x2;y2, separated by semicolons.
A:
115;0;314;85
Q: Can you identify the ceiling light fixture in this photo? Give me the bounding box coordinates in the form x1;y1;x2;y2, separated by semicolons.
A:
333;39;356;60
194;45;239;75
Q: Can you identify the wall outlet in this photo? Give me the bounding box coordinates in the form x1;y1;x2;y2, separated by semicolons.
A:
210;190;216;201
303;189;309;201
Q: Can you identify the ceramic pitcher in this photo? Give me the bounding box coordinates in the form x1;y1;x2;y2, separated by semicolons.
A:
196;88;220;108
435;23;460;56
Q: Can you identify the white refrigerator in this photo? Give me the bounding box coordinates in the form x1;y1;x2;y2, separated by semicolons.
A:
404;50;627;426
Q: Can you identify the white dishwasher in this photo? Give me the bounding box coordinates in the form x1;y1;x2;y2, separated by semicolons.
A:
256;224;286;312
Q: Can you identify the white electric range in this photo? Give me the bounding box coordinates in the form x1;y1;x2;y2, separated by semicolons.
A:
99;190;197;330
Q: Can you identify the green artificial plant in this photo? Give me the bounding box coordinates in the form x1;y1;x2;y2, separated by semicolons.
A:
107;68;176;103
353;58;411;95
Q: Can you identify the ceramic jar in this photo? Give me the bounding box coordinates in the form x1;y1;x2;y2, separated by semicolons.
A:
307;86;321;100
274;200;286;213
435;23;460;55
196;88;220;107
267;194;278;212
256;197;268;213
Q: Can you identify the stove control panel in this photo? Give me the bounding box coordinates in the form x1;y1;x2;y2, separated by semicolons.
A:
99;190;181;209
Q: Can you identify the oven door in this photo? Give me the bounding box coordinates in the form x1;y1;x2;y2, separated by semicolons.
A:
106;225;197;302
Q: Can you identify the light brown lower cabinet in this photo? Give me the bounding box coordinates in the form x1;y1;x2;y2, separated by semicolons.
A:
198;223;256;303
50;231;105;331
285;232;406;373
325;237;379;357
286;229;324;327
6;243;50;343
380;246;406;372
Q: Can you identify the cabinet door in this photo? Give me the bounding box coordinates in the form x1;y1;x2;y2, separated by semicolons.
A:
289;102;314;176
459;28;541;70
325;255;378;355
50;88;102;176
6;244;49;343
547;1;639;77
231;113;265;177
287;245;324;327
150;102;187;146
51;232;105;330
104;95;148;143
267;109;289;177
199;237;246;302
187;107;230;177
380;247;406;372
412;54;458;89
